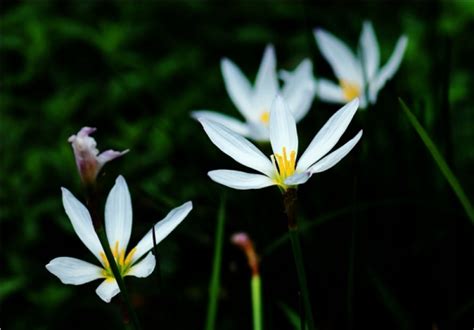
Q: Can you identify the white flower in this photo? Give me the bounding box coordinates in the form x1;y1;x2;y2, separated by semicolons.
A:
314;21;408;108
46;176;193;303
68;127;129;185
192;45;316;142
197;95;362;191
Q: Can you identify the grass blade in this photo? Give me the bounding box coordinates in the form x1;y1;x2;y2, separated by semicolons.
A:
399;98;474;223
204;196;226;330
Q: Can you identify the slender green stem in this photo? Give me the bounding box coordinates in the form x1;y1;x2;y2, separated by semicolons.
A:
288;227;315;330
399;98;474;223
205;197;226;330
85;184;141;330
97;229;142;330
251;275;263;330
283;188;315;330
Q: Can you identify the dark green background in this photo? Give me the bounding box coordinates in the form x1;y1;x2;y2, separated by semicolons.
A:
1;1;473;329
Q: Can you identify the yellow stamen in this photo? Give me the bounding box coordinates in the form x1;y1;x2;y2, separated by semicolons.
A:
99;242;137;279
340;79;361;101
272;146;297;189
259;111;270;124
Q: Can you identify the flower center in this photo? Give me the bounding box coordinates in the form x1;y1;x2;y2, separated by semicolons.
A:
259;111;270;124
339;79;361;101
100;241;136;280
271;147;296;188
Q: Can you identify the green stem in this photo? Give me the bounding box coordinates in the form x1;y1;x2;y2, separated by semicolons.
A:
288;227;315;330
85;184;141;330
205;197;226;330
251;275;263;330
284;188;315;330
97;229;142;330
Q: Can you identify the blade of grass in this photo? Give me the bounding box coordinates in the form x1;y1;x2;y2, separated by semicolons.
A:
262;198;409;258
204;196;226;330
279;302;307;330
369;269;413;330
399;98;474;223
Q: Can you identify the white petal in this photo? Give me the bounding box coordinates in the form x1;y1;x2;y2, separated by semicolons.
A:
46;257;104;285
297;98;359;171
369;35;408;103
221;58;254;120
191;110;251;137
281;59;316;122
105;175;132;252
309;130;363;173
61;188;103;262
314;28;363;85
316;78;346;104
131;201;193;263
359;21;380;81
254;45;279;112
127;252;156;278
269;95;298;157
208;169;275;190
96;279;120;303
198;118;274;176
284;172;312;186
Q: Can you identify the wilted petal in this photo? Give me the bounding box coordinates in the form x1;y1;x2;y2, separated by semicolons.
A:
296;98;359;172
198;118;274;176
68;127;128;184
131;201;193;263
96;279;120;303
46;257;104;285
191;110;251;137
61;188;103;262
314;28;363;85
369;35;408;103
269;95;298;156
221;58;254;120
359;21;380;82
316;78;346;104
127;252;156;278
254;45;279;112
96;150;129;167
308;130;363;173
208;169;275;190
105;175;133;252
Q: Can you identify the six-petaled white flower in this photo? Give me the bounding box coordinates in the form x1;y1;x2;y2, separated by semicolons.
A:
68;127;129;185
314;21;408;108
46;176;193;303
198;95;362;191
192;45;316;142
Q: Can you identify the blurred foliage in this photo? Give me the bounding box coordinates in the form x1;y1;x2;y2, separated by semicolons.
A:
0;0;473;329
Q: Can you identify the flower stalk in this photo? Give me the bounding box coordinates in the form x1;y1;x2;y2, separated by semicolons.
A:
231;233;263;330
84;185;142;330
96;227;142;330
283;189;315;330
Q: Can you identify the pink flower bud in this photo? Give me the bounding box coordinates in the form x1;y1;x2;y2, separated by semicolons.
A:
68;127;129;185
231;232;259;276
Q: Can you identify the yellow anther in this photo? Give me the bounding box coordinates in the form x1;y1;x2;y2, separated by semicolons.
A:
259;111;270;124
272;147;297;189
339;80;361;101
100;251;110;269
124;247;137;267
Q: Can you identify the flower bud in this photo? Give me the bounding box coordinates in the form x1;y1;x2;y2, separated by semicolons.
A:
68;127;128;185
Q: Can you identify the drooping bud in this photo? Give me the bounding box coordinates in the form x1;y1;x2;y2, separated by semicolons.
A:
231;232;259;276
68;127;128;185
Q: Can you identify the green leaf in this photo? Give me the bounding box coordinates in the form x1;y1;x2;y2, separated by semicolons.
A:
399;98;474;223
205;195;226;330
